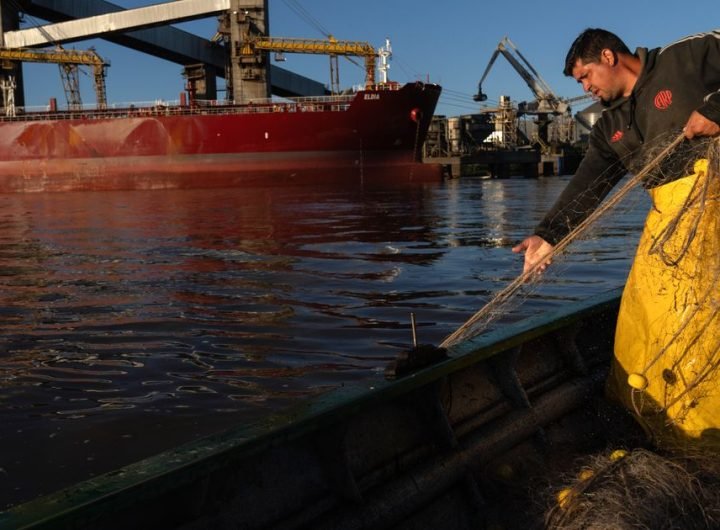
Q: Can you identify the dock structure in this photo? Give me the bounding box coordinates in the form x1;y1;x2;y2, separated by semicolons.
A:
423;111;584;179
424;146;582;180
426;151;540;179
422;32;593;180
0;0;328;106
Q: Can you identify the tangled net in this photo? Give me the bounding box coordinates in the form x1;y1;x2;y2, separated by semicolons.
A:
544;448;720;529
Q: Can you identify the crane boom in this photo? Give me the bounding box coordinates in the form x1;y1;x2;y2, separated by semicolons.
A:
0;47;106;67
474;36;567;115
241;36;378;87
0;47;108;108
502;37;556;101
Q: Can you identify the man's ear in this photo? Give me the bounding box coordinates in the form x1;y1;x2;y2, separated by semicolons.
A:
600;48;617;66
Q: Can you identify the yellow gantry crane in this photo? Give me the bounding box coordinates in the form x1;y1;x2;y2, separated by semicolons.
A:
241;36;378;93
0;47;108;111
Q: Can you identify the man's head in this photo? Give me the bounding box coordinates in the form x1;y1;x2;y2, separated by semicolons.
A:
564;28;635;104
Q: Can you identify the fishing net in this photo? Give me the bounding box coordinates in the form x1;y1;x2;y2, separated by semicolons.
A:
441;131;689;346
544;448;720;529
440;131;720;445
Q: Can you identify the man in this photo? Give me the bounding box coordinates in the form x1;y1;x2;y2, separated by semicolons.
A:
512;28;720;448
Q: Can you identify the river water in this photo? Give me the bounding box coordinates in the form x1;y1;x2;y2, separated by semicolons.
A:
0;176;648;508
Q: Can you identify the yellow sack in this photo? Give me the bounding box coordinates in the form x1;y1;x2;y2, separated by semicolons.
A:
608;158;720;449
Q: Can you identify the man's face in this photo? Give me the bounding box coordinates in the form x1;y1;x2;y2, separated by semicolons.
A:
571;50;624;104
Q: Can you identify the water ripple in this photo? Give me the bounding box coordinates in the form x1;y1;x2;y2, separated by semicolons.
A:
0;179;647;508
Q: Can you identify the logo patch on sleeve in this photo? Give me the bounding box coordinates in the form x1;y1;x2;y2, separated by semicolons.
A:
611;130;624;143
654;90;673;110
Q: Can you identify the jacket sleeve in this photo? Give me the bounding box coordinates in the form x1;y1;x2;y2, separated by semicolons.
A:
533;131;626;245
693;30;720;124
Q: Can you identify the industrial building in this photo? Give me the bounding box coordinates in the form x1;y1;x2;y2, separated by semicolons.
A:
424;37;596;179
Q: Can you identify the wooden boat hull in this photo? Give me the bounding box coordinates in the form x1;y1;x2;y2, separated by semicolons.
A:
0;289;628;529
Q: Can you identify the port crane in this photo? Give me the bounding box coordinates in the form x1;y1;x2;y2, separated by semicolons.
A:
0;47;108;115
474;36;589;149
239;36;378;93
474;36;568;114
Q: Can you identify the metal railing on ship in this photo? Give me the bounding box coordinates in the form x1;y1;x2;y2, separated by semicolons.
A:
0;93;361;123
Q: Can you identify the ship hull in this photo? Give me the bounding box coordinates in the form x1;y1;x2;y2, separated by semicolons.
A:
0;82;443;192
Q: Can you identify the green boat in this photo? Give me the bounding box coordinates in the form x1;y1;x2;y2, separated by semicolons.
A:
1;288;639;529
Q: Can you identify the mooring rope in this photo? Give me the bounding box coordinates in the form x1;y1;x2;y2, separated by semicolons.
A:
440;131;688;349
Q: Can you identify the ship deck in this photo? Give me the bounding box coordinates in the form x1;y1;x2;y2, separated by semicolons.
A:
0;94;353;123
0;83;409;123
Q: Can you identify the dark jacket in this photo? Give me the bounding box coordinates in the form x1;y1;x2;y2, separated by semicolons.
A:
535;30;720;245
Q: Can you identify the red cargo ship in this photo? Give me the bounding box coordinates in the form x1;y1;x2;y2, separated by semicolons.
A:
0;81;442;193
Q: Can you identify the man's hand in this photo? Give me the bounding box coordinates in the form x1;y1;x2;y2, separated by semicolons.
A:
512;235;555;275
684;111;720;139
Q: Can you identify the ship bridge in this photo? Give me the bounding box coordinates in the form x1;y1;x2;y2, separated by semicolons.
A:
0;0;328;105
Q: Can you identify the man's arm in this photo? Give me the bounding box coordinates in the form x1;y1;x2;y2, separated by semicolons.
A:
686;31;720;137
513;128;624;274
533;134;625;247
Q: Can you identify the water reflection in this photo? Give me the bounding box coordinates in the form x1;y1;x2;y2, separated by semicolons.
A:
0;177;647;507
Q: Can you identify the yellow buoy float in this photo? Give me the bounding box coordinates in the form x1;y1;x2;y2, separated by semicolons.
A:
627;373;648;391
577;468;594;481
610;449;628;461
557;488;573;509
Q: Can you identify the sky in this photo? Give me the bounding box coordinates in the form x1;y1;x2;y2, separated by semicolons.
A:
15;0;720;117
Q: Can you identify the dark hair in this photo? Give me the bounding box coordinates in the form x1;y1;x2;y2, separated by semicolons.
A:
563;28;632;76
